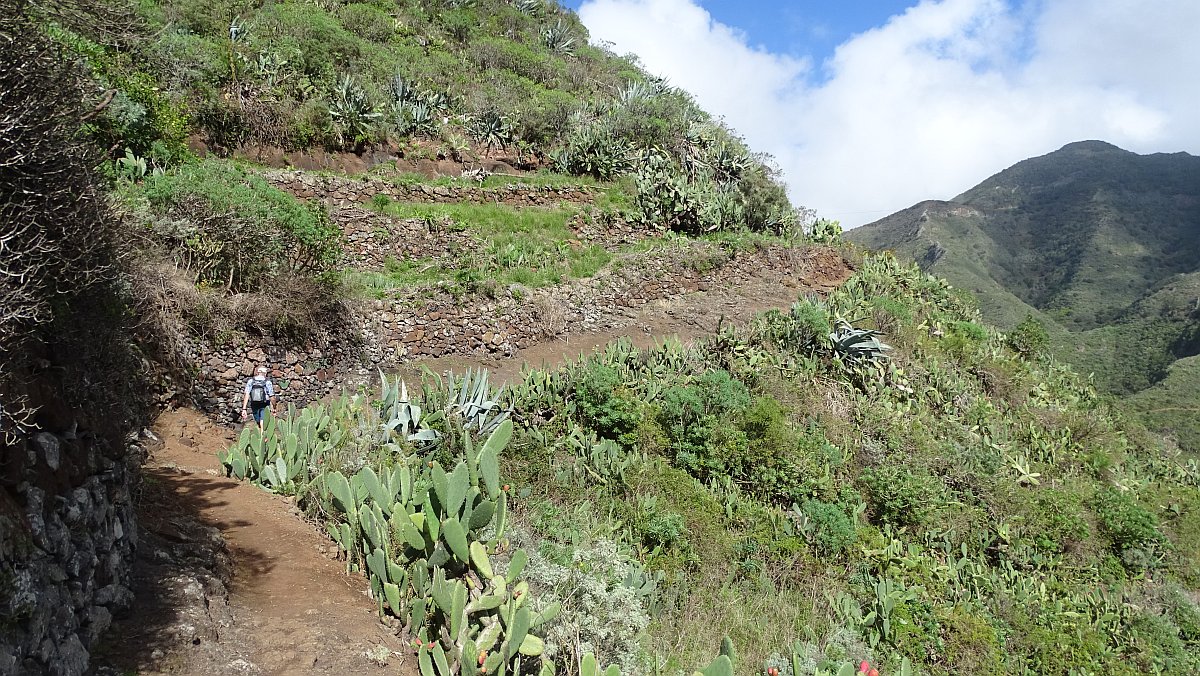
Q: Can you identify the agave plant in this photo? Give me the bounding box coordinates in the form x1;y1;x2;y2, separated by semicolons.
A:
390;75;418;107
395;101;436;137
828;318;892;361
329;74;381;149
708;143;751;184
543;18;576;55
618;80;656;104
441;368;512;434
514;0;544;16
468;110;514;155
378;370;440;443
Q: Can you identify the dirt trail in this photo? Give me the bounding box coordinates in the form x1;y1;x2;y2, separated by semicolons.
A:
94;410;412;675
95;250;852;674
398;251;851;385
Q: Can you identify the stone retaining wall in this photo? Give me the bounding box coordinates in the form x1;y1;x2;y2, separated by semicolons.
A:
266;171;658;273
1;430;144;675
263;170;600;209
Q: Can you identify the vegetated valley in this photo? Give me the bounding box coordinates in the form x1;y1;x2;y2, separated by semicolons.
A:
847;141;1200;454
3;1;1200;676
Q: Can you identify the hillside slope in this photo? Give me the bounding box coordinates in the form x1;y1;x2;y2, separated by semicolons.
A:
218;253;1200;675
847;141;1200;447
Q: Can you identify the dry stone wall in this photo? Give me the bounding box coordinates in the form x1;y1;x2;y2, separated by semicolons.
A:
1;430;145;675
263;170;600;210
265;171;658;273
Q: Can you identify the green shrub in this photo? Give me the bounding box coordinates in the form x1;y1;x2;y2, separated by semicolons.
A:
1022;488;1091;554
861;465;942;529
658;370;752;480
1127;612;1192;673
643;510;687;551
936;606;1004;673
336;3;396;43
1008;314;1049;356
801;499;856;554
1093;488;1164;567
133;158;341;291
574;363;640;444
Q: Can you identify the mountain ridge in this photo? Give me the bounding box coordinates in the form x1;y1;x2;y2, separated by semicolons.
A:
847;140;1200;448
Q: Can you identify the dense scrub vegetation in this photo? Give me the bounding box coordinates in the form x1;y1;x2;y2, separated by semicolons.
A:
0;0;147;445
222;253;1200;674
67;0;833;357
74;0;804;238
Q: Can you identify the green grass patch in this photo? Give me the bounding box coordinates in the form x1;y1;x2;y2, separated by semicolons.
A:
368;199;612;290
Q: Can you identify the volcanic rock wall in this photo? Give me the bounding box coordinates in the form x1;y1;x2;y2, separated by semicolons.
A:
1;421;145;675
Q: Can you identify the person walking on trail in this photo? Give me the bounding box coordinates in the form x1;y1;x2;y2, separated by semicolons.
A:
241;365;275;430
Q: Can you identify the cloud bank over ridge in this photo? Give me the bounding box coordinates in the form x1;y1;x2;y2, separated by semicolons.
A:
577;0;1200;227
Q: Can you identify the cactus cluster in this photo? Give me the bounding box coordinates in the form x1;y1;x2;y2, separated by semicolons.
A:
558;423;639;488
218;401;346;494
218;371;566;675
307;419;567;675
506;368;573;423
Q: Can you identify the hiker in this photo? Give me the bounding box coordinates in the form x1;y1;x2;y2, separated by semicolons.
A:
240;365;275;429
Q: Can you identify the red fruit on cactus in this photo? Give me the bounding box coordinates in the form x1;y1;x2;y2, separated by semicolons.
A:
869;670;879;676
859;661;870;673
502;484;510;492
478;652;487;666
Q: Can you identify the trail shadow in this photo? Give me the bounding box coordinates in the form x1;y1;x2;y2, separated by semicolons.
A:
90;466;274;673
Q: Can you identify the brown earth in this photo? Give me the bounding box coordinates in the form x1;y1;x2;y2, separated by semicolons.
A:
92;410;413;676
94;248;852;675
399;247;852;385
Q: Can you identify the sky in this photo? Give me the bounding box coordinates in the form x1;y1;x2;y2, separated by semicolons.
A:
561;0;1200;228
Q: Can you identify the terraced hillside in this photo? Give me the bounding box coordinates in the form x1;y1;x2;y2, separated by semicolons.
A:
9;0;1200;674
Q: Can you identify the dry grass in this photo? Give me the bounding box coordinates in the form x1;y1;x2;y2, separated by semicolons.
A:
648;576;826;670
531;295;569;338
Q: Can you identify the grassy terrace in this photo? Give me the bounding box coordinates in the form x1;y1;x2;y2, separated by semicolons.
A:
344;198;614;299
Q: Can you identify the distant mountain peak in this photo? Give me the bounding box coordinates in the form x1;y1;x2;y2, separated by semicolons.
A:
1058;140;1127;153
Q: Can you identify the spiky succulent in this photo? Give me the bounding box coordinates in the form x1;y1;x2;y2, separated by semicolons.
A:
543;18;576;55
828;318;892;361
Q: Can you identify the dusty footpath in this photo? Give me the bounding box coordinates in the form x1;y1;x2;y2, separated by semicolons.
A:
92;410;411;675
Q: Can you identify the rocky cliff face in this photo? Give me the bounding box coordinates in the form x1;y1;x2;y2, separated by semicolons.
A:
1;429;144;675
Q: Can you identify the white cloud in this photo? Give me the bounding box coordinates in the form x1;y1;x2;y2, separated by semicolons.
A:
577;0;1200;227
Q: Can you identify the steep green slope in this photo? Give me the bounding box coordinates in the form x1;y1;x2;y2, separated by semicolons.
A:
952;141;1200;328
221;254;1200;675
847;141;1200;448
1126;354;1200;453
71;0;798;235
